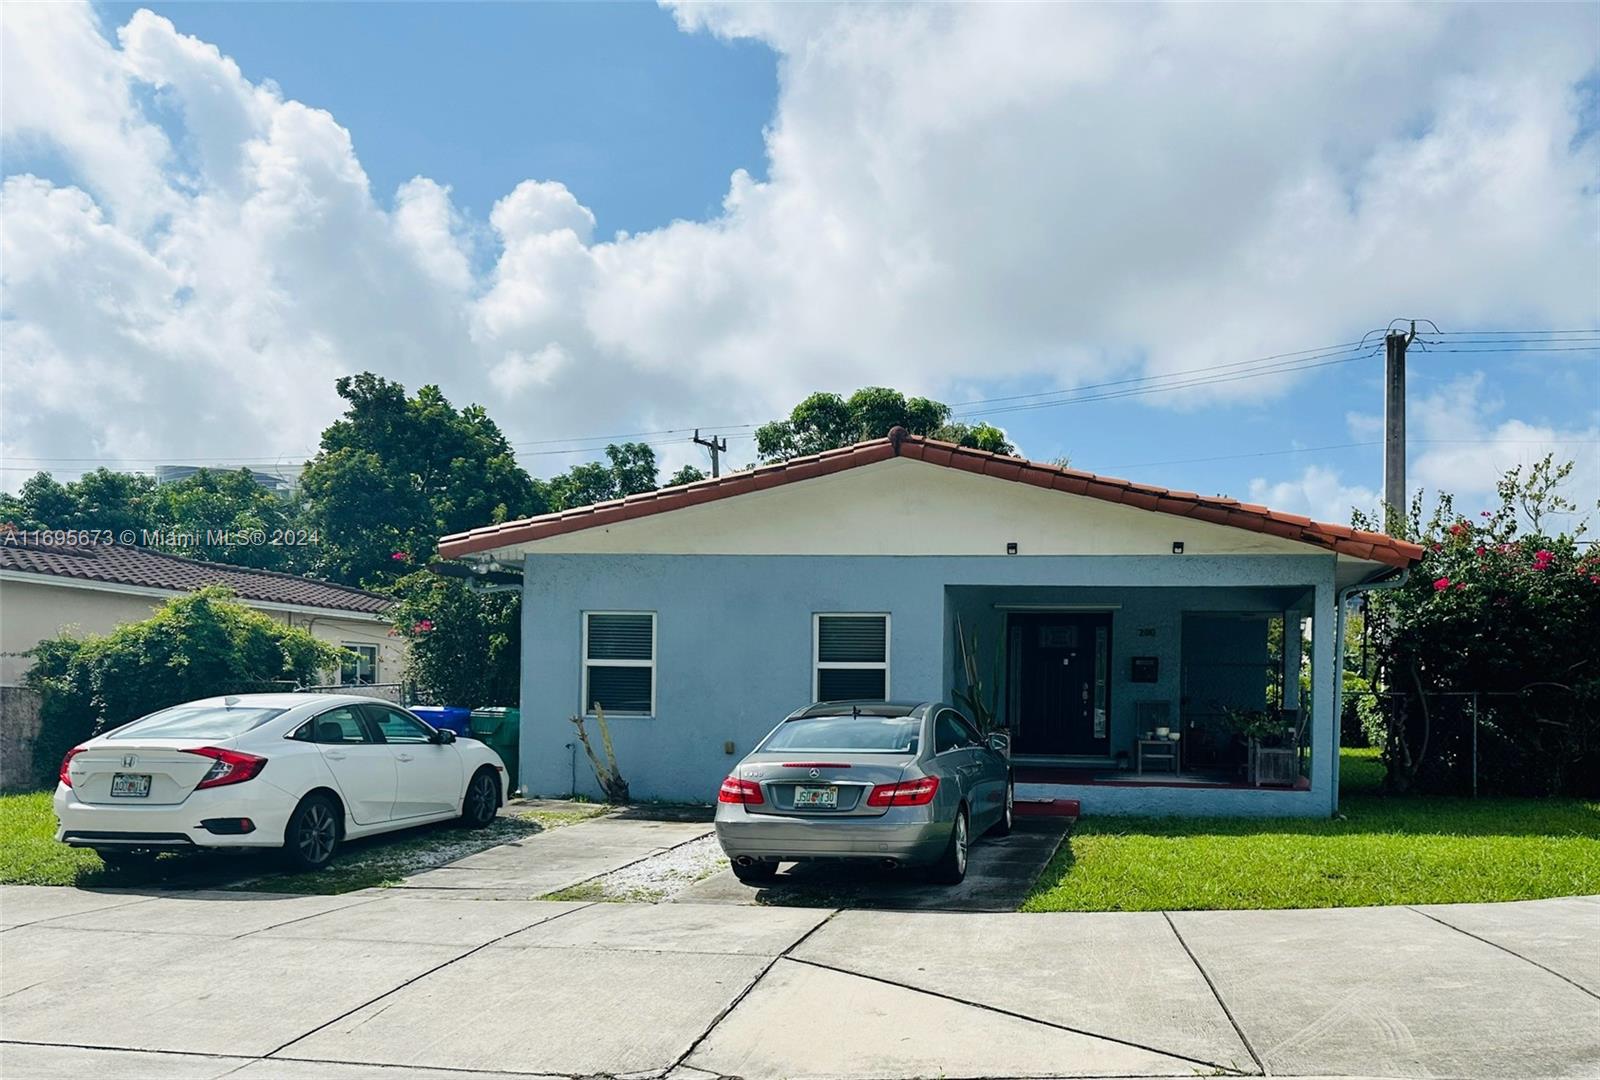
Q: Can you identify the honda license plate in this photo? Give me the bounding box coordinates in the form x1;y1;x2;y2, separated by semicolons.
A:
793;785;838;809
110;773;151;798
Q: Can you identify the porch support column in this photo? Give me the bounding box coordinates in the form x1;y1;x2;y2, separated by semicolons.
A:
1283;612;1303;714
1310;581;1337;813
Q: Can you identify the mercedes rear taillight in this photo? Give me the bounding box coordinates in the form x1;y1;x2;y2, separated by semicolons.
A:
182;747;267;789
718;776;765;805
867;776;940;807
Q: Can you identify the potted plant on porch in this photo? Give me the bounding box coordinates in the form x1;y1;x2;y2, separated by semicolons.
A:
1225;708;1300;787
954;613;1009;759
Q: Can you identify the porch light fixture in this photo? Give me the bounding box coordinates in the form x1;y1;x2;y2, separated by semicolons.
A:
1006;542;1019;555
1171;541;1185;555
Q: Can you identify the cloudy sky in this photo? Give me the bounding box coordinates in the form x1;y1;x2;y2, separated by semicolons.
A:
2;2;1596;526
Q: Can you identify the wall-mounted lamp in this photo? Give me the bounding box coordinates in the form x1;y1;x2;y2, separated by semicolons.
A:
1006;542;1019;555
1171;541;1185;555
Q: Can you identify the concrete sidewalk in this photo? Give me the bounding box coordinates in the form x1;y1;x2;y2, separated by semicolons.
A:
2;884;1595;1079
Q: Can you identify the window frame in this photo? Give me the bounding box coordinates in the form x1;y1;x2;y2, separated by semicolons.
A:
361;703;433;745
812;612;891;703
297;704;378;745
340;642;379;687
581;611;657;718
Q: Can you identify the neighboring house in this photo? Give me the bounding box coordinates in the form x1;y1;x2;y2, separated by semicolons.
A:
439;429;1422;816
0;542;403;688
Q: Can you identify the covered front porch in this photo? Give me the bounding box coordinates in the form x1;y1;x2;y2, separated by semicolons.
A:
944;581;1326;814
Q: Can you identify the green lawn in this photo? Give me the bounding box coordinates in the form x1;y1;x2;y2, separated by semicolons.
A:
0;790;608;893
1022;748;1600;911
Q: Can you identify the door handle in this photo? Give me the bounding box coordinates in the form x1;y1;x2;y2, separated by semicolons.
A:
325;751;347;761
396;753;414;763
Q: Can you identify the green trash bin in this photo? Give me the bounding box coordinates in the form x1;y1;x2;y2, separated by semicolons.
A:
469;707;521;796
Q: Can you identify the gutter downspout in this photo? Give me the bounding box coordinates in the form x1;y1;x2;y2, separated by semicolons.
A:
1331;566;1408;812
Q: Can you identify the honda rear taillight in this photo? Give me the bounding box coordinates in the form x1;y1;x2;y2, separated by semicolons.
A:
183;746;267;789
867;776;940;807
718;776;764;805
59;746;85;788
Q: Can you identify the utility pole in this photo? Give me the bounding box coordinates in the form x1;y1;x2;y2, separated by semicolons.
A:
692;429;727;478
1383;323;1414;531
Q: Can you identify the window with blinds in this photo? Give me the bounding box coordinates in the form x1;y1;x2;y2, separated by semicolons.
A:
813;613;890;702
583;612;655;716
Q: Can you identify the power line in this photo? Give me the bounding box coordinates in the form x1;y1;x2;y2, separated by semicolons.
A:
956;348;1380;418
946;339;1369;412
4;326;1590;472
1094;438;1600;473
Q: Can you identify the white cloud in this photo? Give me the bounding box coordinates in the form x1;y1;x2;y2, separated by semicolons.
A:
2;3;1596;490
1248;467;1381;527
1252;373;1598;525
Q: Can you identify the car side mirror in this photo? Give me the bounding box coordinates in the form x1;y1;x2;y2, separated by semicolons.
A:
431;729;456;745
986;732;1010;755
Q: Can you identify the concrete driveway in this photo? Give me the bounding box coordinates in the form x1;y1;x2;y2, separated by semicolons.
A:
2;883;1595;1079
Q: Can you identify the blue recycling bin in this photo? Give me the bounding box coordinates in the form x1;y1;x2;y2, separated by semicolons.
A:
411;705;472;737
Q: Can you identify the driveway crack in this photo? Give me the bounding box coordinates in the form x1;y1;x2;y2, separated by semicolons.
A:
668;907;841;1074
1162;911;1267;1075
789;953;1246;1075
1406;905;1600;1002
260;901;597;1058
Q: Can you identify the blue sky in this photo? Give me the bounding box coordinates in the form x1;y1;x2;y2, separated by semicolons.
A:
4;3;1597;524
100;2;777;236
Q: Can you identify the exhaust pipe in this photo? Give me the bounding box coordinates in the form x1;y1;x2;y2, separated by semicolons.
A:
734;856;756;868
880;858;899;870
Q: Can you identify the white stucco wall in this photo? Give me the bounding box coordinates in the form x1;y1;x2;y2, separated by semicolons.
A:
501;457;1369;563
0;578;404;686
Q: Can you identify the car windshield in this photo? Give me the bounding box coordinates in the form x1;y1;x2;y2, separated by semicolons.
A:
107;705;287;740
762;714;920;753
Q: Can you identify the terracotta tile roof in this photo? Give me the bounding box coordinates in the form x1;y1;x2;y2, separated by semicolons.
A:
440;429;1425;568
0;541;393;615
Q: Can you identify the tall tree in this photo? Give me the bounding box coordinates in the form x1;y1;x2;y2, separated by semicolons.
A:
147;468;303;570
538;442;660;511
753;387;1016;462
300;374;541;587
0;468;157;535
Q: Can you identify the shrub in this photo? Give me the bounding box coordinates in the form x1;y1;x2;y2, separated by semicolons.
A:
1358;457;1600;796
387;570;520;708
24;587;345;787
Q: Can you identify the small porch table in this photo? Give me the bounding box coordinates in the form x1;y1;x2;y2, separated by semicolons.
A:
1136;737;1180;775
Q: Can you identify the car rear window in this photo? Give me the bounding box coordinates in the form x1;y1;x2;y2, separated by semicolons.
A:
762;715;920;753
107;705;287;740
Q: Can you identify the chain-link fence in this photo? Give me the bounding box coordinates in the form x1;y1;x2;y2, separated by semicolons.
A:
1344;685;1595;797
295;681;417;706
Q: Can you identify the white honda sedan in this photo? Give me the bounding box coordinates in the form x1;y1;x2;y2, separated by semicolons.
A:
54;693;509;871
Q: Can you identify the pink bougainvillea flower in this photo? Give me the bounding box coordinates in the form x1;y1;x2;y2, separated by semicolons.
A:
1449;522;1466;537
1475;545;1487;556
412;619;435;633
391;551;410;561
1590;575;1600;585
1433;577;1451;591
1532;549;1554;570
1480;510;1492;518
1455;582;1467;591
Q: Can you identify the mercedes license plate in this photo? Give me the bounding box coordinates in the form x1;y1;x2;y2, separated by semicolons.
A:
110;773;152;798
793;785;838;809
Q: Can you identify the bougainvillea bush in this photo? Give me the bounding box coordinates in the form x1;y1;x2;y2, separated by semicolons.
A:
387;570;521;709
1357;458;1600;797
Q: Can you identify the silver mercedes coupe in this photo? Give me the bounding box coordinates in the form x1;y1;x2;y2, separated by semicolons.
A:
714;700;1013;886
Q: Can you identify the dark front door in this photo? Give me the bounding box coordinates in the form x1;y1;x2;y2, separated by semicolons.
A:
1010;612;1112;756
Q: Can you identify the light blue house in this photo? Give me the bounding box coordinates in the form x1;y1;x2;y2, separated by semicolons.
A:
440;430;1421;816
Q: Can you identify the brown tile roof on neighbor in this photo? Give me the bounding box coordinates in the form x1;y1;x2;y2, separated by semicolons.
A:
440;428;1426;568
0;541;393;616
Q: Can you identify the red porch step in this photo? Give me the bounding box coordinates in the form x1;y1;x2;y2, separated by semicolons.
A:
1015;797;1080;820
